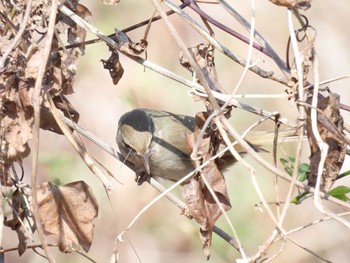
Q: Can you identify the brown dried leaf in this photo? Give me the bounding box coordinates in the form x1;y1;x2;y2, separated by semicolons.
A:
306;93;346;191
183;112;231;258
37;181;98;253
114;30;148;56
1;0;89;182
0;80;32;185
101;50;125;85
24;46;44;79
268;0;312;8
4;189;35;256
68;4;92;52
180;44;224;93
40;95;80;134
287;45;313;100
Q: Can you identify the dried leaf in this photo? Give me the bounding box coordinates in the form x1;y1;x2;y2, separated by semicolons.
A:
183;112;231;258
40;95;80;134
306;93;346;191
0;0;89;182
114;30;148;56
180;44;224;93
0;82;32;186
268;0;312;9
68;4;92;53
4;189;35;256
101;50;125;85
37;181;98;253
24;46;44;79
287;45;313;100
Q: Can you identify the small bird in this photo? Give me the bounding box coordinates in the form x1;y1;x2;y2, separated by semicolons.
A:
116;108;297;183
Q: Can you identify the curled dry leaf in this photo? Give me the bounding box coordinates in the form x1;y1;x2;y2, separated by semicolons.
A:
4;188;35;256
306;93;346;191
183;112;231;258
40;95;80;134
0;82;32;186
0;0;89;182
102;30;147;85
180;44;224;93
101;50;125;85
180;44;215;74
37;181;99;253
114;30;148;56
101;30;148;85
68;4;92;54
268;0;312;9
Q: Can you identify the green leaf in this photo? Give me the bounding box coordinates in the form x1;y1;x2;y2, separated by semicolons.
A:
328;186;350;195
297;173;307;182
284;166;293;176
298;163;309;174
280;157;309;182
333;194;349;201
280;158;288;166
297;163;309;182
328;186;350;201
288;156;295;163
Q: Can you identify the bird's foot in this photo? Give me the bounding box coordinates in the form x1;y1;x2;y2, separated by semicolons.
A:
135;172;148;185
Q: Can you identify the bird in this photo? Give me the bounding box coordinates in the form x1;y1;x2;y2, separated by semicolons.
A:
116;108;298;184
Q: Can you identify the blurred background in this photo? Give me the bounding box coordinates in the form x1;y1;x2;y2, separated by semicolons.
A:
3;0;350;262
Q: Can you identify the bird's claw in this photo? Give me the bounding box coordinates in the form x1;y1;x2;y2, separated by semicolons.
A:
135;172;148;185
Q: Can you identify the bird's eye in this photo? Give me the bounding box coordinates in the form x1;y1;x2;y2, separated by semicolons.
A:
120;140;137;157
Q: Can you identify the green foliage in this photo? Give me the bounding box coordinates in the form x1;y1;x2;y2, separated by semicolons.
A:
281;156;350;203
327;186;350;201
280;156;309;182
290;191;311;204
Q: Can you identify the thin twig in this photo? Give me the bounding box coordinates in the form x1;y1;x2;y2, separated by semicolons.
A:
286;236;332;263
152;0;221;111
206;0;259;257
0;192;3;250
217;0;289;74
286;212;350;236
31;0;58;261
46;94;113;191
58;1;190;51
146;177;243;252
184;0;272;57
188;89;297;127
0;243;58;253
315;74;350;87
163;0;289;86
277;8;307;231
0;0;33;70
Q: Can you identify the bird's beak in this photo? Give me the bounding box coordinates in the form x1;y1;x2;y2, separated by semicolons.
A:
140;152;151;175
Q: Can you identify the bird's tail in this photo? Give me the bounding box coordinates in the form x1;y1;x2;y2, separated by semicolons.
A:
229;129;301;154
